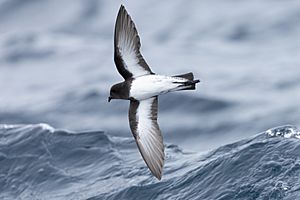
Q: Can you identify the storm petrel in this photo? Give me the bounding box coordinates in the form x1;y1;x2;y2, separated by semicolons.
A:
109;5;200;180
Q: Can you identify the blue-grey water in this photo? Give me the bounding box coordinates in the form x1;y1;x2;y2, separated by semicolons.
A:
1;124;300;199
0;0;300;199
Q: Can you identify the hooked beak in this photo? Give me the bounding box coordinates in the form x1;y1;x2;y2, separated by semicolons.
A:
108;97;112;102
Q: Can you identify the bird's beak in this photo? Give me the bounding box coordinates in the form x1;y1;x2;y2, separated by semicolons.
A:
108;97;112;102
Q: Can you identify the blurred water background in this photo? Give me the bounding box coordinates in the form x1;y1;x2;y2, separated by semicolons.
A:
0;0;300;199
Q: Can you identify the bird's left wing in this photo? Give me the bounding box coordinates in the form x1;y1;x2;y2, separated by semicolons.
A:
114;5;154;80
128;97;164;180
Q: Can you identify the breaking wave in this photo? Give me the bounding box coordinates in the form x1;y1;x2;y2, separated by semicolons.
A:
1;124;300;199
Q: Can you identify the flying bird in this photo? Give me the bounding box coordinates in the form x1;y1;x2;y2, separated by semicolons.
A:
109;5;200;180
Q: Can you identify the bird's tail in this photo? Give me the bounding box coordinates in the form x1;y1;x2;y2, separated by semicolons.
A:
172;72;200;90
173;72;194;81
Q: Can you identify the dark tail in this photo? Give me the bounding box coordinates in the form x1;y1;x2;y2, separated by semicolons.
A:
173;72;194;81
172;72;200;90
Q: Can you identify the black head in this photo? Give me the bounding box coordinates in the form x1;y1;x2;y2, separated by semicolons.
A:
108;82;130;102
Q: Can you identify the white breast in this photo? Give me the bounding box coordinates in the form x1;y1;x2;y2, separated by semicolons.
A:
130;75;186;100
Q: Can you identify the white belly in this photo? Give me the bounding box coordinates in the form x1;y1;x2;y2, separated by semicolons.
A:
130;75;187;100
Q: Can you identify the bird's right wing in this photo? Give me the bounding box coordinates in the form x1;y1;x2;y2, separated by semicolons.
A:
114;5;154;80
128;97;164;180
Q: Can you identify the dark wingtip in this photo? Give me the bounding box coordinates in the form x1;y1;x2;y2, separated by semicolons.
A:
119;4;126;12
117;4;125;16
153;167;163;180
156;175;162;181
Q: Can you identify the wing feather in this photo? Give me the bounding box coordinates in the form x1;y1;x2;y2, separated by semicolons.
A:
114;5;153;80
128;97;164;180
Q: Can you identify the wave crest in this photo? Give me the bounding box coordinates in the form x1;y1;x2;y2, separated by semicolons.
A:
1;124;300;199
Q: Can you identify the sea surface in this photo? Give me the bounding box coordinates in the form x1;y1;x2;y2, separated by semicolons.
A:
1;124;300;199
0;0;300;199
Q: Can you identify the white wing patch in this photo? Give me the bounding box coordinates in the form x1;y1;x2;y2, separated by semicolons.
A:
129;97;164;180
118;35;147;77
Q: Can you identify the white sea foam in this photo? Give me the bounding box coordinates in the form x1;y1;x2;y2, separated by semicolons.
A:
266;125;300;139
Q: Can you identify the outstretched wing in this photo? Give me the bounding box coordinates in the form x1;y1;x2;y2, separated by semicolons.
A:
128;97;164;180
114;5;154;80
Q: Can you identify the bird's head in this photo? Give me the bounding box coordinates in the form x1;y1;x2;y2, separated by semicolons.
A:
108;82;129;102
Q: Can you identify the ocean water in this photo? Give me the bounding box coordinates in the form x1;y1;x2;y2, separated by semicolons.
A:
1;124;300;199
0;0;300;199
